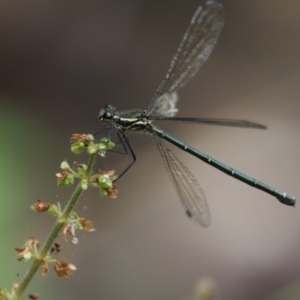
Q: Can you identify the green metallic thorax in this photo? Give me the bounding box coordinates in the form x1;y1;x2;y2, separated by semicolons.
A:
117;110;152;132
98;105;152;132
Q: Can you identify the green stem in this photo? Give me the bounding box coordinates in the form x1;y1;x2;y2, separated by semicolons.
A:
12;153;97;300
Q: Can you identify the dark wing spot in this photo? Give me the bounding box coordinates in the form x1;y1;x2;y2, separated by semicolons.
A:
186;210;193;218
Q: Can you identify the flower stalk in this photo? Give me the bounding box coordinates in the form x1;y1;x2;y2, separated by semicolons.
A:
1;134;118;300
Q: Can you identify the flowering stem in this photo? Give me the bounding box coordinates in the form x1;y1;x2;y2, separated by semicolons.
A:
12;153;97;300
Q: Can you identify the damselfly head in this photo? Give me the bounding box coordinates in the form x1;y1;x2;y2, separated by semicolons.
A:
98;105;118;123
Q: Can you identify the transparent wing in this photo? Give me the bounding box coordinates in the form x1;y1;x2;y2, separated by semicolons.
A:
154;134;211;226
151;116;267;130
148;0;224;114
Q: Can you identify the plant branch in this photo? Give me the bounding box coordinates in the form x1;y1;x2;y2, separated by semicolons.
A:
12;153;97;300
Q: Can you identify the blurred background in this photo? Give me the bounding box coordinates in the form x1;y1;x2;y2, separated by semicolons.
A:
0;0;300;299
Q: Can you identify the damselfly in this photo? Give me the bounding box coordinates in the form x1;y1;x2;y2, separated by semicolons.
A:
98;0;296;226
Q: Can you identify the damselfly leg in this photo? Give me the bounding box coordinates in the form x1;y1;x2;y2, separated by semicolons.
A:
93;127;136;182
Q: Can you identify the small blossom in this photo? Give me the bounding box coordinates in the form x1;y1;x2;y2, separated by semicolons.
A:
15;238;39;261
54;259;76;278
60;161;70;170
41;259;49;277
71;142;85;154
99;184;118;198
62;223;75;241
56;170;68;181
56;171;74;187
98;170;118;187
27;238;40;248
74;162;87;176
99;138;115;151
98;174;112;188
71;134;93;154
97;138;115;156
87;142;99;154
81;179;88;190
107;185;118;199
15;246;31;261
71;134;93;147
79;218;96;232
104;170;118;181
31;199;51;212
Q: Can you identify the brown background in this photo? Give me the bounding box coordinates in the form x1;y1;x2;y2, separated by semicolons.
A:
0;1;300;299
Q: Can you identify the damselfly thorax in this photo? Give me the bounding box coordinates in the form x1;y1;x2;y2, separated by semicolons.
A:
99;105;153;132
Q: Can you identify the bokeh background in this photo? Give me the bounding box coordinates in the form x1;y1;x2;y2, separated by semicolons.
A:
1;0;300;299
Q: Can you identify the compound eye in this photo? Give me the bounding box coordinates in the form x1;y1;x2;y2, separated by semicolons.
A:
104;112;112;119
